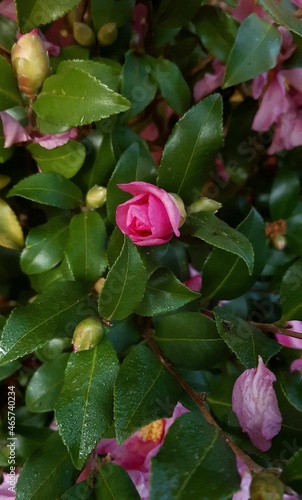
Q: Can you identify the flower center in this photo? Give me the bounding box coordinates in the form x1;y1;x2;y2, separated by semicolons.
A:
137;419;164;443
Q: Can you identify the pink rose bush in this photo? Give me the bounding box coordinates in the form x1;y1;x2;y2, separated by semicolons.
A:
232;356;282;452
116;182;186;246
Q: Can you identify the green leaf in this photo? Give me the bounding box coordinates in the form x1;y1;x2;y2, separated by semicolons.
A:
0;198;24;250
0;14;17;52
79;131;116;190
15;432;77;499
106;142;157;223
64;211;107;285
0;120;14;163
157;95;223;205
223;14;282;88
20;215;69;275
28;141;86;179
150;412;239;500
121;51;157;118
276;365;302;413
135;268;199;316
98;236;147;320
184;212;254;274
269;169;300;219
0;281;93;365
91;0;135;29
287;213;302;257
114;344;180;443
147;56;191;115
202;208;267;300
25;353;69;413
32;68;130;127
154;312;228;370
154;0;201;28
257;0;302;38
15;0;82;33
95;462;140;500
214;307;281;368
194;7;238;64
0;360;20;381
280;258;302;321
0;56;22;110
57;60;121;91
281;447;302;493
55;339;119;469
8;172;83;209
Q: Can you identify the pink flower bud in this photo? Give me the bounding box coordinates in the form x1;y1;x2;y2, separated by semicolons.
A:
232;356;282;452
11;29;50;98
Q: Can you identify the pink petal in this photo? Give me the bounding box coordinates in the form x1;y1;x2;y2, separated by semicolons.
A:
290;358;302;374
275;321;302;349
31;128;77;149
252;73;268;100
231;0;268;22
252;73;289;131
232;356;282;451
0;112;31;148
282;68;302;93
0;0;16;21
278;27;296;63
193;60;225;101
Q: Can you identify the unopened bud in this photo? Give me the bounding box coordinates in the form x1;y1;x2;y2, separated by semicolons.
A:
94;277;106;294
97;23;118;46
187;197;222;215
72;317;104;352
250;470;284;500
86;186;107;209
73;22;96;47
169;193;186;227
272;235;286;251
11;29;50;98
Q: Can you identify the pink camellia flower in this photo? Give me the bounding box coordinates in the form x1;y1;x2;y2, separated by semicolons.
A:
0;472;18;499
275;321;302;349
232;356;282;452
231;0;267;22
183;264;202;292
116;182;186;246
193;59;225;102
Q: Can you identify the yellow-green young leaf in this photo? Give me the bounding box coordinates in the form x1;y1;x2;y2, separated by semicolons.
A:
32;68;130;128
0;56;22;110
258;0;302;38
15;0;82;33
0;175;11;189
0;198;24;250
28;141;86;179
55;339;119;469
57;60;121;91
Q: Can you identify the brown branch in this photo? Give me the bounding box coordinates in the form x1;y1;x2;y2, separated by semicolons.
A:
189;55;214;77
250;322;302;341
144;332;263;474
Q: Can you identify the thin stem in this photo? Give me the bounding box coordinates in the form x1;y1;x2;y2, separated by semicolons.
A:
144;332;263;474
250;322;302;341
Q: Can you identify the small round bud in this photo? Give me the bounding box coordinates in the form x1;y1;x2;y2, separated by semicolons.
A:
73;22;96;47
187;197;222;215
250;470;284;500
94;277;106;294
72;317;104;352
272;235;286;250
11;29;50;98
86;186;107;209
97;23;118;46
169;193;187;227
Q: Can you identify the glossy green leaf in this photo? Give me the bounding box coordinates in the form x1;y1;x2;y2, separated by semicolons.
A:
106;142;157;223
184;212;254;274
91;0;135;29
0;281;93;365
61;481;94;500
21;215;69;275
57;60;121;91
79;131;116;190
64;211;107;285
276;366;302;413
281;447;302;493
15;432;77;499
214;307;281;368
154;312;228;370
135;268;200;316
98;236;147;320
287;213;302;257
95;462;140;500
26;353;69;413
114;344;180;443
0;198;24;250
15;0;82;33
223;14;282;88
154;0;201;28
257;0;302;38
121;51;157;118
55;339;119;469
8;172;83;208
194;7;238;64
269;169;300;219
157;94;223;205
0;14;17;52
148;56;191;115
0;360;20;381
280;258;302;321
32;68;130;127
150;412;239;500
0;56;22;110
202;208;266;300
28;141;86;179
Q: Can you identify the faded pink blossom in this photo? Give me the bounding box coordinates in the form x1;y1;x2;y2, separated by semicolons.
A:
0;472;18;499
232;356;282;452
0;111;77;150
194;59;225;102
95;403;188;499
275;321;302;349
116;182;184;246
184;264;202;292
